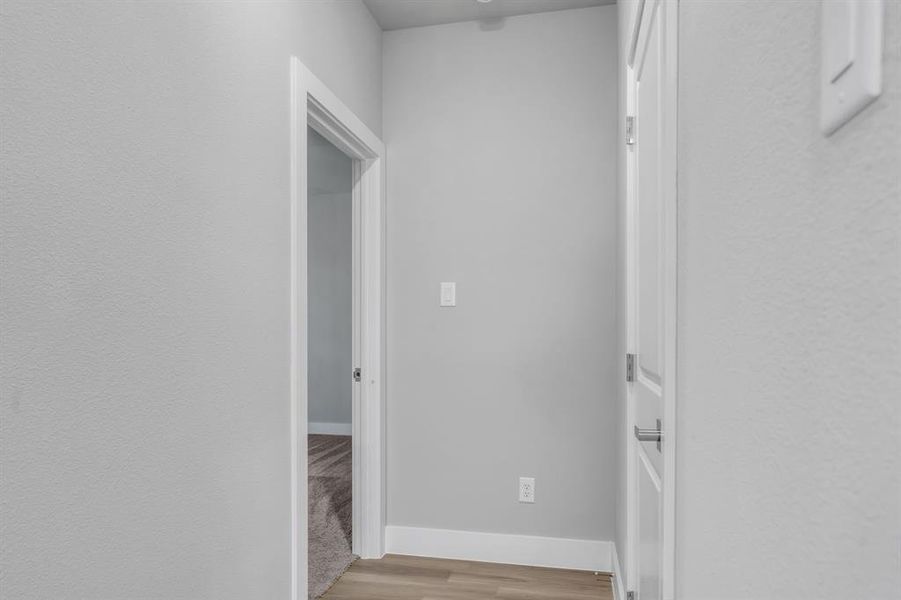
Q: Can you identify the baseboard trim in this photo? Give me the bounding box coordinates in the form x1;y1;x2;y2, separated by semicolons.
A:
611;542;626;600
308;422;352;436
385;525;612;572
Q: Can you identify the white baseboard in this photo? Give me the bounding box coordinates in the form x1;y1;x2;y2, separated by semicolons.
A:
385;525;613;572
611;542;626;600
308;422;352;436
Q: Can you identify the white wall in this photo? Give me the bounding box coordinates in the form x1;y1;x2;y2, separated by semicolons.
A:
383;6;619;542
675;2;900;599
0;1;381;598
308;129;353;430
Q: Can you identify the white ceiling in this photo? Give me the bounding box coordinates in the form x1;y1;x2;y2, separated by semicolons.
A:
363;0;614;32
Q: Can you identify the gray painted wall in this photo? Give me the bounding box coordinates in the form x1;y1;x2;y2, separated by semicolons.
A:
0;2;381;598
308;129;353;428
383;6;619;541
675;2;900;598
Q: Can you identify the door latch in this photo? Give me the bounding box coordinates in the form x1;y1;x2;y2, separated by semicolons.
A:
353;368;361;382
634;418;663;453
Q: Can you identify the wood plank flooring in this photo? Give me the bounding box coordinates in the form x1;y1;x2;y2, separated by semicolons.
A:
319;554;613;600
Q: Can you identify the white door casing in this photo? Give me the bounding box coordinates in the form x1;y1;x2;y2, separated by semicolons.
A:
625;1;677;599
291;57;387;600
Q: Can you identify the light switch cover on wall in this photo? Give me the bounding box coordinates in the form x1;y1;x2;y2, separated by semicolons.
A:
440;282;456;307
820;0;883;135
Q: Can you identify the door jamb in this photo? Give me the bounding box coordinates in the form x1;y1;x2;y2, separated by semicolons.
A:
661;2;678;597
290;57;386;600
624;1;678;598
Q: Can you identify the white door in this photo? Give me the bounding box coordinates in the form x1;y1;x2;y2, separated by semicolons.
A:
626;1;677;599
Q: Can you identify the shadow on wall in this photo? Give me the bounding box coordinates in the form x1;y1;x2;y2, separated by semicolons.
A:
479;17;507;31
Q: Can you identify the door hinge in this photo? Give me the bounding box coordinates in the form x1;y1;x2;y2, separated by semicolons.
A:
626;115;636;145
626;353;636;382
627;592;636;600
353;367;361;382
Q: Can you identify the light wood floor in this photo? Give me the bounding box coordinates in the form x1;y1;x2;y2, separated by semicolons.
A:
320;554;613;600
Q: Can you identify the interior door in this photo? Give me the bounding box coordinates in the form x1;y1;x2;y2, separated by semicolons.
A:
627;0;677;599
351;159;362;556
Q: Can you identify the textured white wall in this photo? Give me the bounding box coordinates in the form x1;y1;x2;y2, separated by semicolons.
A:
0;1;381;598
383;6;619;541
676;2;900;599
308;129;353;427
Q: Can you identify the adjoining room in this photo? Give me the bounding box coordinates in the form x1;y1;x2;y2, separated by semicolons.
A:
307;127;355;598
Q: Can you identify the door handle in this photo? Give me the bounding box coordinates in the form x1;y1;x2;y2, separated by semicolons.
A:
634;419;662;452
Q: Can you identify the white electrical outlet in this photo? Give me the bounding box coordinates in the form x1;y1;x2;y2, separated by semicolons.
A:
518;477;535;503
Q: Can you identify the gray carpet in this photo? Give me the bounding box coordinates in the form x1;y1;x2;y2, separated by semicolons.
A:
308;434;354;599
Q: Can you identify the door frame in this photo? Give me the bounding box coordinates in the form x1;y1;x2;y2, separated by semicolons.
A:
624;0;678;598
290;57;386;600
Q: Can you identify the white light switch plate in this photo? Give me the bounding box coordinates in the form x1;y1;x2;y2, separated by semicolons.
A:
820;0;883;135
440;282;456;307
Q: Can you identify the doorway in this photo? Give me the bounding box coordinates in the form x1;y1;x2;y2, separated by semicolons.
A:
290;58;386;600
307;126;356;598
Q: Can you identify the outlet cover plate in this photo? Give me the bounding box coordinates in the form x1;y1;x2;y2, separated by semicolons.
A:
518;477;535;503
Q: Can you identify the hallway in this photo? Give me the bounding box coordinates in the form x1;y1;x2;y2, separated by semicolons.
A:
0;1;898;599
